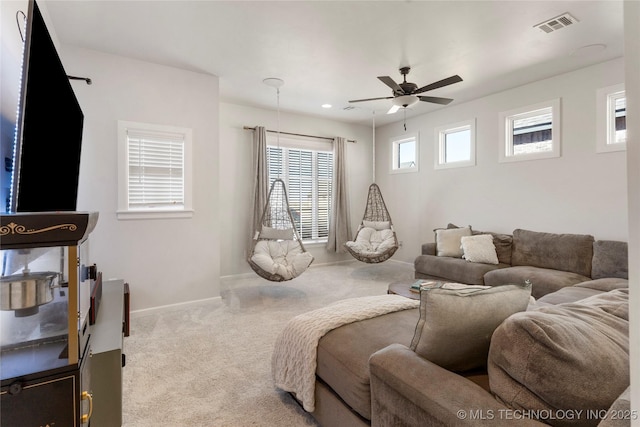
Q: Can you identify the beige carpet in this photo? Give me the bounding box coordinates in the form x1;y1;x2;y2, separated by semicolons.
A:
122;260;414;426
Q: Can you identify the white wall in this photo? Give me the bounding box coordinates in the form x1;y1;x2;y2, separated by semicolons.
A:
61;46;220;311
624;0;639;421
375;58;628;264
219;102;373;276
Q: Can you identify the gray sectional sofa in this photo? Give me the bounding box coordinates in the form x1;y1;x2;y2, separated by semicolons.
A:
414;226;628;298
298;227;630;427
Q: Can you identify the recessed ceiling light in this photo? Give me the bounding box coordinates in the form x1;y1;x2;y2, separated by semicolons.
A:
322;104;332;109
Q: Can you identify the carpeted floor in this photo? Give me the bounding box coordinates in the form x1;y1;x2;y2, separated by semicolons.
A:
122;260;414;426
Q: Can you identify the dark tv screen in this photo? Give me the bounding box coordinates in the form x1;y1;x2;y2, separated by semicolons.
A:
12;0;84;212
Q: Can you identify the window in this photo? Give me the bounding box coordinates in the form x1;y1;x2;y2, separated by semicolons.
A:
391;132;419;173
266;137;333;243
499;99;561;163
117;121;193;220
435;119;476;169
597;83;626;153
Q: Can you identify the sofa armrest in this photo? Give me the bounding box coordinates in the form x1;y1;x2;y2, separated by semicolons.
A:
369;343;544;427
421;242;436;255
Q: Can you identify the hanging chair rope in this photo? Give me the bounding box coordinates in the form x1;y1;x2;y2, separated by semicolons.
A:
248;178;314;281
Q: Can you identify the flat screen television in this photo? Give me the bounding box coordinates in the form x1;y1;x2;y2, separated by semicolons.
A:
6;0;84;213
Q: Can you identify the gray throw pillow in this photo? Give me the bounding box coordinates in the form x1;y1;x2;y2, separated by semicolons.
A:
410;282;532;372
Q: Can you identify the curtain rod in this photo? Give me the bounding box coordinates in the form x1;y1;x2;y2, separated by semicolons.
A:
243;126;356;143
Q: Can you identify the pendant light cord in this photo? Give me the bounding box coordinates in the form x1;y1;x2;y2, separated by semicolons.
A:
372;111;376;184
276;87;281;179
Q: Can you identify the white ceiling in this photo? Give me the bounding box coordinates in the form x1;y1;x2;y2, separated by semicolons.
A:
44;0;624;126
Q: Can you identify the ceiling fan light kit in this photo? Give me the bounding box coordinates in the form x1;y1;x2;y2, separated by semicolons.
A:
392;95;419;108
349;67;462;114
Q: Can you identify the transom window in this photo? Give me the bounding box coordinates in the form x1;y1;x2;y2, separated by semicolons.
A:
435;119;476;169
267;138;332;243
499;99;561;162
117;121;193;219
597;84;626;153
391;132;419;173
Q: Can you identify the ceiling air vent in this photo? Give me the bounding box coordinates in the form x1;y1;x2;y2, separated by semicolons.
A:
534;13;579;33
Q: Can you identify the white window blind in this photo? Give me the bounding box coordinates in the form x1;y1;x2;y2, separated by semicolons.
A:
267;145;333;242
127;129;185;209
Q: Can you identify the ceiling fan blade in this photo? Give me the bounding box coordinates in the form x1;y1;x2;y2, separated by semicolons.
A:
348;96;394;103
377;76;404;94
387;105;400;114
414;75;463;94
418;96;454;105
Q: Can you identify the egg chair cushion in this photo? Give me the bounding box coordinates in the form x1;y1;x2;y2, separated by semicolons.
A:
345;227;396;256
251;240;314;280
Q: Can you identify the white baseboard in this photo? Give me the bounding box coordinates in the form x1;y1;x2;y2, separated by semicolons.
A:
131;296;222;318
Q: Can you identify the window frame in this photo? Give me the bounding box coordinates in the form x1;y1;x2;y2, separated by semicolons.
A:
117;120;193;220
390;132;419;174
596;83;626;153
499;98;561;163
434;119;476;170
266;135;333;244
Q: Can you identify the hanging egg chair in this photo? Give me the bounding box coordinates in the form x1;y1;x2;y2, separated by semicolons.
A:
248;178;314;281
344;183;399;263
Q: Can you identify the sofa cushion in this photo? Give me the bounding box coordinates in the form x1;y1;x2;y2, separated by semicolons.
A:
414;255;509;285
575;277;629;292
461;234;499;264
410;283;532;372
434;226;472;257
488;289;629;427
591;240;628;279
484;266;590;299
316;308;419;421
511;229;594;277
534;286;602;306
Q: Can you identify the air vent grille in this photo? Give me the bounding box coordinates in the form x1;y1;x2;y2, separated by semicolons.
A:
534;13;579;33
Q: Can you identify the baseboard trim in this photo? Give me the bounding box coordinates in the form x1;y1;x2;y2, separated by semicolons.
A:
131;296;222;318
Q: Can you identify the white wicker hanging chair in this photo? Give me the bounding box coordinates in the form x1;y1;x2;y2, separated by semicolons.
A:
248;178;314;281
344;183;399;263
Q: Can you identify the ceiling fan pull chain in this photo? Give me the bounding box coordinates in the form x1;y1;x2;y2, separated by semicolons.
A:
404;109;407;132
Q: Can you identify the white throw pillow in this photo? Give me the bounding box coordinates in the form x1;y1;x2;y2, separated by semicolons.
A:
435;226;472;257
461;234;499;264
260;226;294;241
363;220;391;230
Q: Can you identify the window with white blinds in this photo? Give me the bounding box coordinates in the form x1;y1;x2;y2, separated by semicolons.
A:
267;145;333;242
117;121;193;219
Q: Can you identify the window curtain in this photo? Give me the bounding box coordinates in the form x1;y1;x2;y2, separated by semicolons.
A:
250;126;268;251
326;137;351;253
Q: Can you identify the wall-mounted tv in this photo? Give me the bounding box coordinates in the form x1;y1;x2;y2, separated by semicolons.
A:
5;0;84;213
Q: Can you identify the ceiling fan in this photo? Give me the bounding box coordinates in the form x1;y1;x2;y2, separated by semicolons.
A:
349;67;463;114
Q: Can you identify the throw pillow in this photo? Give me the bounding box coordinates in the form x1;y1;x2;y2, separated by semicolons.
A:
435;226;472;257
260;226;294;241
410;282;532;372
461;234;499;264
363;220;391;230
